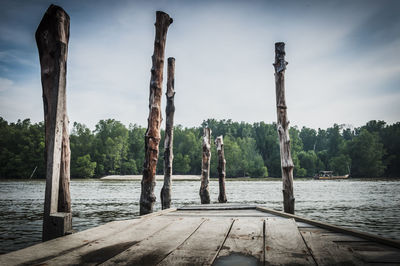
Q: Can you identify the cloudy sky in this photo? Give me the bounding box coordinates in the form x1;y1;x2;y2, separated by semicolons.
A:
0;0;399;130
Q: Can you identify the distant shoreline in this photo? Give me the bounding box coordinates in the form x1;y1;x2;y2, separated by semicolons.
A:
100;175;201;181
99;175;312;181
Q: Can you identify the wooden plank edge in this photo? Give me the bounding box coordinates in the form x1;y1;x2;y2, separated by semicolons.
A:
209;219;236;265
157;218;207;264
256;206;400;249
138;207;177;218
178;206;256;211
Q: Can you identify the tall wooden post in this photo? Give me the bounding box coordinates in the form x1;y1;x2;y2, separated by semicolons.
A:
140;11;173;215
161;57;175;210
274;42;295;214
36;4;72;241
215;136;227;203
200;128;211;204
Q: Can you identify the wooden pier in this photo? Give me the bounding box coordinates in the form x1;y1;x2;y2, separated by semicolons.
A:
1;204;399;265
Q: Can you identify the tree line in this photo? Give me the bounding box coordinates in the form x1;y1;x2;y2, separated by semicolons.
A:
0;117;399;179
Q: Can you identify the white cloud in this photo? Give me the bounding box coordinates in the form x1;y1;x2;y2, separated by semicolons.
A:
0;0;399;130
0;77;14;91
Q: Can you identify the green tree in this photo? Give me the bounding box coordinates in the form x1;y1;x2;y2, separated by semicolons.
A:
173;153;190;174
381;122;400;177
222;135;242;177
329;154;351;175
237;137;268;177
127;124;146;174
253;122;281;177
73;154;96;178
93;119;128;176
327;124;343;157
348;129;386;177
298;150;319;177
300;127;317;151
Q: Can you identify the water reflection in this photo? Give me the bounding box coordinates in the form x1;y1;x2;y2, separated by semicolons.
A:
0;179;399;254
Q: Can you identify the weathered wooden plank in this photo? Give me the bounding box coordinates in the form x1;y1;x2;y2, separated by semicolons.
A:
265;218;314;265
300;228;364;265
179;204;256;211
34;216;179;265
296;221;317;228
339;241;399;251
101;217;205;265
354;251;400;263
300;228;367;242
338;242;400;263
158;218;234;265
165;210;278;218
0;209;176;266
215;218;264;263
257;206;400;249
0;219;139;266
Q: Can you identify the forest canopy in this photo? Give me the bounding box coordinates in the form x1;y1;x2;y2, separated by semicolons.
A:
0;117;399;179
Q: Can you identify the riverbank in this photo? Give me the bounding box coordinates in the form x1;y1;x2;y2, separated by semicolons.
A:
100;175;201;181
99;175;286;181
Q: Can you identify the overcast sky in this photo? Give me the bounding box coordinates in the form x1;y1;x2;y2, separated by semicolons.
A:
0;0;399;130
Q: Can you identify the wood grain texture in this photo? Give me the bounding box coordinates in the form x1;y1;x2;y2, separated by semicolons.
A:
257;206;400;249
161;57;176;210
200;128;211;204
300;229;363;265
339;241;400;263
165;209;278;218
300;228;367;242
0;219;141;266
35;4;72;241
159;218;234;265
273;42;295;214
215;136;227;203
1;207;399;266
264;218;314;265
141;11;173;215
216;218;264;261
101;217;205;265
42;216;178;265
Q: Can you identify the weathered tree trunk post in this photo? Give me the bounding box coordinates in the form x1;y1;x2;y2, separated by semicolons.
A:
215;136;227;203
273;42;295;214
140;11;173;215
36;4;72;241
200;128;211;204
161;57;175;210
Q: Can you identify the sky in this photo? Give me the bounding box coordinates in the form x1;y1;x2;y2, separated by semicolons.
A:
0;0;399;130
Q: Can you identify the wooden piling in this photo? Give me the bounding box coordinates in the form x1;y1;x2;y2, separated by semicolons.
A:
273;42;295;214
161;57;176;210
200;128;211;204
215;136;227;203
140;11;173;215
35;4;72;241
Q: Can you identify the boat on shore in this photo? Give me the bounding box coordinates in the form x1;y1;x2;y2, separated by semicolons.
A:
314;170;349;180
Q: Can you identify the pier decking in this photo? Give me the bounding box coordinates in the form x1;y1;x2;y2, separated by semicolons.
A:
1;205;399;265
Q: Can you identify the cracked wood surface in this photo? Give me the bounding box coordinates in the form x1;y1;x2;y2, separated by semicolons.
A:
1;206;399;266
141;11;173;215
35;4;72;241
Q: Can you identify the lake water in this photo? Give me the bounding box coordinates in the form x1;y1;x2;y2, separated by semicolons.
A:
0;178;399;254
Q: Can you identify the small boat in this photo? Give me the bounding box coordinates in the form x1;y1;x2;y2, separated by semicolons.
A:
314;171;349;180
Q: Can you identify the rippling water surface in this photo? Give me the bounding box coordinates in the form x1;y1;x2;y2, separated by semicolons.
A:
0;178;399;254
